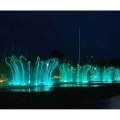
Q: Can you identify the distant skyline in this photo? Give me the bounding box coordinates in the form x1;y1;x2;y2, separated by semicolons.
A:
0;11;120;63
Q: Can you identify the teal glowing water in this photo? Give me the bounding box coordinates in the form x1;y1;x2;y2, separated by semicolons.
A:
59;63;75;83
4;56;120;92
59;64;120;85
5;56;58;87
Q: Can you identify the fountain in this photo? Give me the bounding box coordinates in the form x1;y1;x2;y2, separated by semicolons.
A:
88;66;101;83
3;55;120;92
5;56;58;87
59;63;75;83
102;67;114;83
114;68;120;83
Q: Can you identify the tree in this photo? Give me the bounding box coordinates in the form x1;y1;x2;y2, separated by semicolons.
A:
49;49;65;63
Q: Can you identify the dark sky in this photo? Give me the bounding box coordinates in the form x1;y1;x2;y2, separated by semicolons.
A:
0;11;120;63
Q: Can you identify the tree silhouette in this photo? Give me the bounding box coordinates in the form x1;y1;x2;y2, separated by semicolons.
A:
49;49;65;63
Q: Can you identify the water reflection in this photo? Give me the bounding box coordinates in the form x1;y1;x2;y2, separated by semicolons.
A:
8;82;101;92
60;83;101;87
10;85;53;92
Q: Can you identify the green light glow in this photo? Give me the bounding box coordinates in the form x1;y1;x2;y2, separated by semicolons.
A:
114;68;120;82
59;63;74;83
59;64;120;85
79;64;91;84
5;56;58;87
102;67;114;83
88;66;101;83
3;56;120;92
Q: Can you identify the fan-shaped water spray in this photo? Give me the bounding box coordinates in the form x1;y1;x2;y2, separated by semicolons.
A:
5;56;58;87
4;56;120;92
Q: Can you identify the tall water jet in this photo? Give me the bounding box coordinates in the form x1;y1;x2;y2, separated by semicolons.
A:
5;56;58;87
102;67;114;83
33;57;58;86
5;56;30;86
114;68;120;83
88;66;101;83
59;63;74;83
80;64;91;84
76;64;81;83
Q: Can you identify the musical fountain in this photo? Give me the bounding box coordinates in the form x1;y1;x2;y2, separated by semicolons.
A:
1;56;120;92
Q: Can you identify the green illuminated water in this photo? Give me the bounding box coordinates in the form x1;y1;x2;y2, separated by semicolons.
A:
4;56;120;92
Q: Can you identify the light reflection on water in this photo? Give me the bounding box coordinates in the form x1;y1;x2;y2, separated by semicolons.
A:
8;82;102;92
10;86;52;92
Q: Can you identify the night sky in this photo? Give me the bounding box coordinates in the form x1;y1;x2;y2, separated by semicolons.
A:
0;11;120;63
